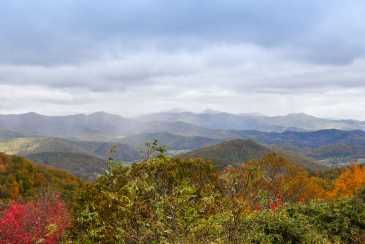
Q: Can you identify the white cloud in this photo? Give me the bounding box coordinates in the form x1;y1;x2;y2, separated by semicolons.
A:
1;43;365;119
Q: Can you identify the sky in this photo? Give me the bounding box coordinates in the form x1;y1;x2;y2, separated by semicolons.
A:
1;0;365;119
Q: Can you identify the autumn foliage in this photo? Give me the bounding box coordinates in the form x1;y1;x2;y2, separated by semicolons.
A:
0;187;71;243
326;164;365;200
3;140;365;243
0;152;84;203
71;140;353;243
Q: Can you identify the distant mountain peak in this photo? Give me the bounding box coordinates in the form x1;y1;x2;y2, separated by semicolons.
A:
238;112;265;117
160;108;189;113
284;113;315;118
21;112;40;116
200;108;221;114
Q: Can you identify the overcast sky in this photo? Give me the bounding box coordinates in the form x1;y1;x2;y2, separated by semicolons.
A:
1;0;365;119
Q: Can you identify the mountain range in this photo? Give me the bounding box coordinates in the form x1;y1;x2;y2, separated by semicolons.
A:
0;112;213;140
118;129;365;149
1;111;365;142
2;112;365;152
2;111;365;180
2;112;365;150
135;112;365;131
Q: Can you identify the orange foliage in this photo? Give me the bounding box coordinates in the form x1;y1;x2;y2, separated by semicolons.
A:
222;153;323;208
35;173;46;182
327;164;365;200
11;185;19;199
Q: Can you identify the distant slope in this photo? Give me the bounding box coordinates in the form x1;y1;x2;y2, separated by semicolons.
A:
135;112;285;131
0;128;44;140
178;139;329;171
118;132;226;150
24;152;108;181
0;152;85;202
309;163;365;182
232;129;365;148
0;112;137;137
253;113;351;130
135;112;365;131
271;144;365;160
0;112;241;140
270;144;365;168
0;137;141;162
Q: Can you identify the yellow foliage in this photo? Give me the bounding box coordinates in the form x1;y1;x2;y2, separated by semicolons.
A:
327;164;365;200
35;172;46;182
11;185;19;199
0;164;5;175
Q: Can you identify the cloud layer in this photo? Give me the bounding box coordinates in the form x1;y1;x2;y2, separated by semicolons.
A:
1;0;365;119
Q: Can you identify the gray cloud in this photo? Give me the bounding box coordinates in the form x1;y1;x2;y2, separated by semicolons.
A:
1;0;365;120
1;0;365;65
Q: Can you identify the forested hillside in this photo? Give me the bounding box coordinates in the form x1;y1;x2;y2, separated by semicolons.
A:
228;129;365;148
271;144;365;168
178;139;329;171
272;144;365;159
0;137;141;162
0;152;85;202
24;152;108;181
0;128;44;140
118;132;225;152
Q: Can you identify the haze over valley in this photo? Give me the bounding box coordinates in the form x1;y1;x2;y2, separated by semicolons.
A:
1;110;365;180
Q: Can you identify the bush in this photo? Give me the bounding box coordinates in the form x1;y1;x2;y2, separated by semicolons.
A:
0;187;71;243
250;197;365;243
71;141;324;243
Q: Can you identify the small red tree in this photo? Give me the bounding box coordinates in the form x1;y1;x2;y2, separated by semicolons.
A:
0;187;71;244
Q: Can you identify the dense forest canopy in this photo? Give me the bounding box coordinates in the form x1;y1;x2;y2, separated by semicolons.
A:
0;152;84;203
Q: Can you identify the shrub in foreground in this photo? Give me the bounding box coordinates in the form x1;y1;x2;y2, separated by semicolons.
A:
250;196;365;243
71;142;329;243
0;187;71;244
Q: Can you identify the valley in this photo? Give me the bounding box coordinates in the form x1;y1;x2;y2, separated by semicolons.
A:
1;111;365;181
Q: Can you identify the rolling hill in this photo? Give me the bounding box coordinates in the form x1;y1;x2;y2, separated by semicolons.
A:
24;152;109;181
271;144;365;160
177;139;329;171
228;129;365;148
0;152;85;202
270;144;365;168
135;112;286;131
118;132;225;152
0;137;141;162
0;128;44;140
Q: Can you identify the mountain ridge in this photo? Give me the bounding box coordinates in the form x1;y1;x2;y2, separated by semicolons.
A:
177;139;329;171
0;137;141;162
135;111;365;131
